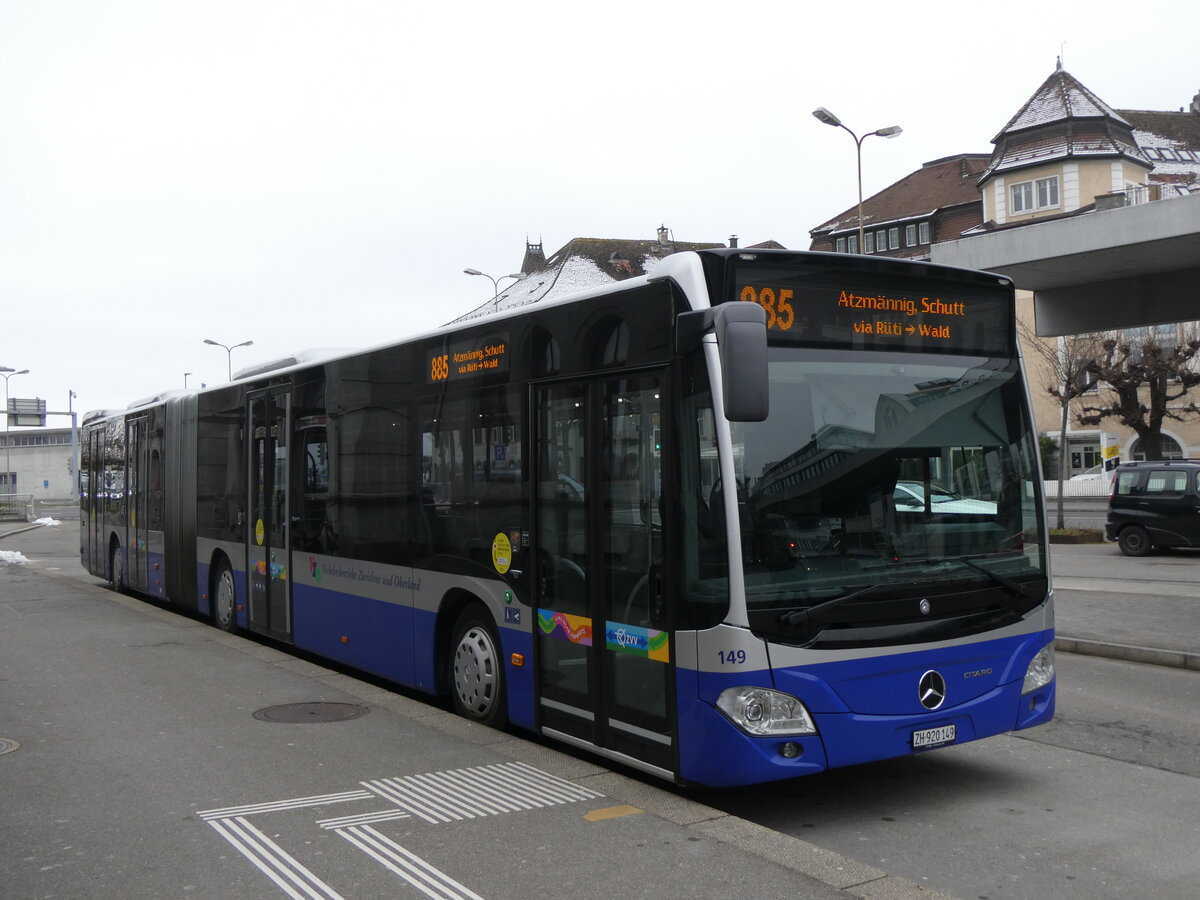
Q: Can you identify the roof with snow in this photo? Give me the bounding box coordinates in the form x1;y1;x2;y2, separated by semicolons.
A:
993;64;1132;137
1119;105;1200;186
981;65;1151;180
450;232;783;323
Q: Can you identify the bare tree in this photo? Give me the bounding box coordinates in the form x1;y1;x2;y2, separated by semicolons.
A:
1078;335;1200;461
1019;322;1104;528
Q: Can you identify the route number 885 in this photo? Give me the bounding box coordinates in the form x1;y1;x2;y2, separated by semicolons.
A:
741;285;795;331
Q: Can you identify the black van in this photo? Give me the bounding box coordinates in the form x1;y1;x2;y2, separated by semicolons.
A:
1105;459;1200;556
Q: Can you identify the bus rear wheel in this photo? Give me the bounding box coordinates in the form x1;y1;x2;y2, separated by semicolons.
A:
212;560;238;633
450;608;507;727
108;542;125;593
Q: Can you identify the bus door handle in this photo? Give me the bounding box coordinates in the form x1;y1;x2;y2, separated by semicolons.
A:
650;567;665;625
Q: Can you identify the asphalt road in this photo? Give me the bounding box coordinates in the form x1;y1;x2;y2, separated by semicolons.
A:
705;652;1200;899
4;517;1198;899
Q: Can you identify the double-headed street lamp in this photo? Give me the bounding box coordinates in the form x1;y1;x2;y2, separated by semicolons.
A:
464;268;524;309
2;367;30;494
812;107;903;250
204;339;254;381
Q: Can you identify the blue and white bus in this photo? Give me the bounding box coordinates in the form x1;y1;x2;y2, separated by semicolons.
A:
80;249;1055;787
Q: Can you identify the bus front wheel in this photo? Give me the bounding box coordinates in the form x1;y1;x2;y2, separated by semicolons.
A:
450;607;507;728
212;560;238;633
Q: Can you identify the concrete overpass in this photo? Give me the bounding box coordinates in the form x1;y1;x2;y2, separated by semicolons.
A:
931;192;1200;336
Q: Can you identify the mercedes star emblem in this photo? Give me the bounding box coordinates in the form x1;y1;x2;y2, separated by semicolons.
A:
918;669;947;710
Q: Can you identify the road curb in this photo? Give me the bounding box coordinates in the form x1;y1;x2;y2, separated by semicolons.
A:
1055;635;1200;671
0;523;48;540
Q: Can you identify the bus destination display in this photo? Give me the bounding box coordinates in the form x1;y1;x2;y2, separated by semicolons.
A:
427;334;509;383
733;269;1012;356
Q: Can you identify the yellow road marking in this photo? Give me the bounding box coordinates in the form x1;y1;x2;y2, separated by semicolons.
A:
584;805;643;822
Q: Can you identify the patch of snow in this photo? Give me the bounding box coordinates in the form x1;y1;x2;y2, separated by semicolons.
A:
0;550;30;565
35;517;61;527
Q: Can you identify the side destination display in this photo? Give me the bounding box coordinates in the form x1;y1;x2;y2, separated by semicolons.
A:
730;264;1014;357
427;333;509;383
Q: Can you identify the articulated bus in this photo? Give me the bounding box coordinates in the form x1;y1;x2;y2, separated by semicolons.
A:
80;249;1055;787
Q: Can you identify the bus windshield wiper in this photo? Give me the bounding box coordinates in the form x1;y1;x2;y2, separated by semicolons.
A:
873;555;1032;607
779;582;884;626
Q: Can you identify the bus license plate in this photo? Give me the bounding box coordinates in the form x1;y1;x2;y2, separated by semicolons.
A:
912;724;956;749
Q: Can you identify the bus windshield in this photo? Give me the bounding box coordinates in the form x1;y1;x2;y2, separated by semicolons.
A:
720;347;1046;643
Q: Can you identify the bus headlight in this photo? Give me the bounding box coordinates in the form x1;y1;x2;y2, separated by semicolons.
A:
1022;643;1055;694
716;687;817;736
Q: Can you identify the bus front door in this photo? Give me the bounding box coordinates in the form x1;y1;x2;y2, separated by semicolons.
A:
248;391;293;641
534;374;674;776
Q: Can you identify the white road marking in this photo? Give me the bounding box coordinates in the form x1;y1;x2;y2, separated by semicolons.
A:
201;761;604;898
338;825;485;900
199;789;373;820
209;816;345;900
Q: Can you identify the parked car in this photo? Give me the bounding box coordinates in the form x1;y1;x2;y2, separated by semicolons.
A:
1105;459;1200;556
893;481;998;516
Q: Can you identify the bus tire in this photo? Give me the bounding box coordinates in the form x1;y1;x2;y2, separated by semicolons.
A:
212;559;238;633
1118;525;1153;557
450;607;507;728
108;541;125;593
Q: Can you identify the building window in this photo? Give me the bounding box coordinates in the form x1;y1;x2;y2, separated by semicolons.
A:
835;237;846;253
1131;435;1183;461
905;224;917;247
918;221;931;244
888;228;899;250
876;230;887;252
847;233;858;254
1011;176;1059;213
1037;176;1059;208
864;232;874;253
1011;181;1033;212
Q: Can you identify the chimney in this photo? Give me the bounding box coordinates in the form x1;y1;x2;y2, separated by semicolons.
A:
729;234;739;248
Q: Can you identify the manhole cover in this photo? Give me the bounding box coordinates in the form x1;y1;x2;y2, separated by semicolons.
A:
253;702;368;724
0;738;19;756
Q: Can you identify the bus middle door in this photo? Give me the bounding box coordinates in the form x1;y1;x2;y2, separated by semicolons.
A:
248;390;293;641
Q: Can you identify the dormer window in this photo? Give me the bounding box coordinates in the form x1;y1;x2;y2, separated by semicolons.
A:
1011;175;1060;213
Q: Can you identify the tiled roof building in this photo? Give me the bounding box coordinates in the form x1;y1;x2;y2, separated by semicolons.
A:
809;154;990;259
810;65;1199;251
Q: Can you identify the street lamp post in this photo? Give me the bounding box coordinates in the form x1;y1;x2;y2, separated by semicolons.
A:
203;339;254;381
463;269;524;309
812;107;902;250
2;367;30;494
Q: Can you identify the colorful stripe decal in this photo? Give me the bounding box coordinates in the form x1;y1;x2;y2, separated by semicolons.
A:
537;609;592;646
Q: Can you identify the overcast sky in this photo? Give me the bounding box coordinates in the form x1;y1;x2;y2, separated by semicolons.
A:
3;0;1197;423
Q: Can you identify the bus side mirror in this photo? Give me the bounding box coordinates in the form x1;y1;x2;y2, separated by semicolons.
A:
676;303;769;422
